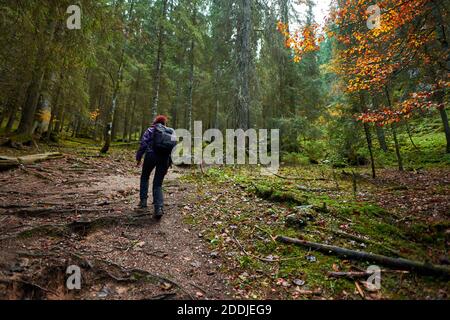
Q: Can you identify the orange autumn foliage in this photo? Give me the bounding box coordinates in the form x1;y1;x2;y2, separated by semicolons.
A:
277;21;324;63
277;0;448;125
357;81;449;125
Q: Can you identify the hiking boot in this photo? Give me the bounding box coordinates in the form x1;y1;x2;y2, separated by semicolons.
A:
138;199;148;209
154;207;164;219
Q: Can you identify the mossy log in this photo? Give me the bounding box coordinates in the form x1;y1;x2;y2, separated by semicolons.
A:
250;183;308;205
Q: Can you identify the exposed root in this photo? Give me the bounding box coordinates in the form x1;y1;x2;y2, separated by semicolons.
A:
0;214;155;241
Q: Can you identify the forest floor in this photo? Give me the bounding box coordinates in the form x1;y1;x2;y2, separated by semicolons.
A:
0;139;449;300
0;143;234;300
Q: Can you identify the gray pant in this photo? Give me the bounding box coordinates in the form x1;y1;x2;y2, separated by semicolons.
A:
139;152;169;209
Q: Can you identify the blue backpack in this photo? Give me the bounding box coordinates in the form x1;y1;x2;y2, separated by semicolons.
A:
152;124;176;153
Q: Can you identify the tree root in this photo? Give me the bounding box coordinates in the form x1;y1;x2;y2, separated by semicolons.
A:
0;214;155;241
1;207;112;218
1;250;190;300
69;253;195;299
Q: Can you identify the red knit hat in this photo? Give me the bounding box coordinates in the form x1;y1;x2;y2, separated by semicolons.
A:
153;115;168;126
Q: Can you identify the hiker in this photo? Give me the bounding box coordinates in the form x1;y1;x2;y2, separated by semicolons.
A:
136;115;177;219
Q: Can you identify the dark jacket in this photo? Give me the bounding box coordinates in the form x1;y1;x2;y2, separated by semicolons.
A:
136;124;175;162
136;126;155;162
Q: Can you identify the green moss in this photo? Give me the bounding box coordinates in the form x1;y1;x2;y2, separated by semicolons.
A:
406;221;449;245
181;162;449;299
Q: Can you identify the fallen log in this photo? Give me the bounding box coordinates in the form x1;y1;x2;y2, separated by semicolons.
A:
275;235;450;277
328;270;409;279
314;226;403;257
0;152;64;170
18;152;64;164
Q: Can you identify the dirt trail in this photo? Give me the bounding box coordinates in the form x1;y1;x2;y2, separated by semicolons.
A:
0;152;234;300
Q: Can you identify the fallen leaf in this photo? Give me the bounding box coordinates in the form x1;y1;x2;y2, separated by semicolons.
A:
293;279;305;286
160;282;173;290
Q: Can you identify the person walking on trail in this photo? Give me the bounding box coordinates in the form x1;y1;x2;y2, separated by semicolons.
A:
136;115;177;219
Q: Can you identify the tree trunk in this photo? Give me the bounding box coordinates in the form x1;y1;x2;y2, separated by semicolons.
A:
187;39;195;132
0;107;6;128
171;79;181;129
94;78;106;142
100;0;135;153
2;92;19;134
111;103;120;141
430;0;450;153
46;76;63;139
278;0;290;117
16;69;46;136
5;107;17;134
404;119;420;151
122;88;133;142
235;0;252;130
54;103;65;134
128;99;136;142
363;123;376;178
186;4;197;132
129;71;140;142
33;72;55;137
371;94;388;152
16;7;57;136
391;124;404;171
101;95;119;154
151;0;168;118
438;105;450;153
140;103;147;139
214;67;221;129
360;93;376;178
375;126;388;152
385;86;404;171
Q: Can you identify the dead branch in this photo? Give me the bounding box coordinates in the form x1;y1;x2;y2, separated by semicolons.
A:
232;231;277;262
273;173;331;181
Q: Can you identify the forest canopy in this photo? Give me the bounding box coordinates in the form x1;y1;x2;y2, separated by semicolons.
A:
0;0;449;170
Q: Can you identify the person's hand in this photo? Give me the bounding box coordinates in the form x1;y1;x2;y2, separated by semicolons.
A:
136;160;142;168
